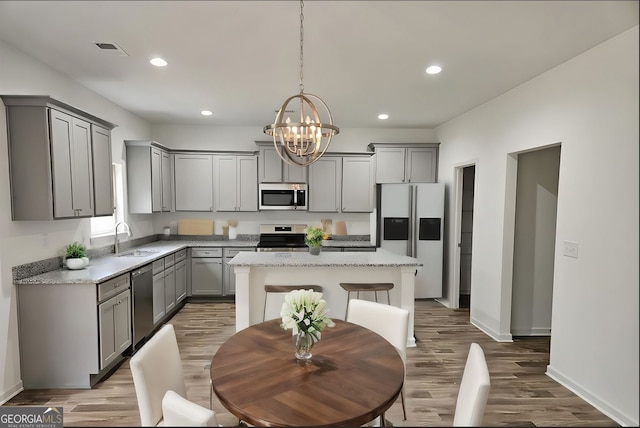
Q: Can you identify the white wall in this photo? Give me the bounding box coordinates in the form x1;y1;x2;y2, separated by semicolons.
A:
436;27;639;426
0;39;152;403
511;146;560;336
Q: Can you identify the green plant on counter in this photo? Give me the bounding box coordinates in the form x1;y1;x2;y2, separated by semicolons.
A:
65;242;87;259
305;226;324;248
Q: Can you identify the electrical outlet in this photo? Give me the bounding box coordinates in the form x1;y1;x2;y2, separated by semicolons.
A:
563;241;579;258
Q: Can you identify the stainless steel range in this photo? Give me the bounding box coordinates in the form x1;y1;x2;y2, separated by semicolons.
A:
256;224;308;252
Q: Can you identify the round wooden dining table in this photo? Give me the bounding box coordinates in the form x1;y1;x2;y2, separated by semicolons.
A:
210;319;404;427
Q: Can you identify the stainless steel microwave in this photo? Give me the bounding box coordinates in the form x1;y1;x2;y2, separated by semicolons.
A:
259;183;308;210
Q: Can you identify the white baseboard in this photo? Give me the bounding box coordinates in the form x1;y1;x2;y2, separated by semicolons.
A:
511;327;551;336
0;381;24;406
471;316;513;342
546;365;638;427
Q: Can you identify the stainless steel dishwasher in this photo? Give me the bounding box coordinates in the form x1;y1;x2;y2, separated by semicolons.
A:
131;263;154;351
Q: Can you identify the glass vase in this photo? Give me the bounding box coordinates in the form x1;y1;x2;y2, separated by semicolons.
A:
293;332;315;361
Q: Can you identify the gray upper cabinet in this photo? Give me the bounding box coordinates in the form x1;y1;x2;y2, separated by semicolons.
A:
91;125;115;216
368;143;439;183
309;155;374;213
174;153;213;211
1;95;116;221
125;141;172;214
341;156;375;212
161;151;171;212
256;142;307;183
308;156;342;212
50;110;94;218
406;147;437;182
213;154;258;212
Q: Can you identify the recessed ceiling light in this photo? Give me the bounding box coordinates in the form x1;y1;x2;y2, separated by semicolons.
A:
378;114;389;120
426;65;442;75
150;57;168;67
201;110;213;116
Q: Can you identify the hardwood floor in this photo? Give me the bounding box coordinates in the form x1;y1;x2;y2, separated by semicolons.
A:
5;300;618;427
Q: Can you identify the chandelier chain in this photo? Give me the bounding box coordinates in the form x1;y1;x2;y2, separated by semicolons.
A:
299;0;304;93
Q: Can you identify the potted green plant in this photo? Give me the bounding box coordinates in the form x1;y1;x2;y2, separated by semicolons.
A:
305;226;324;255
65;242;88;270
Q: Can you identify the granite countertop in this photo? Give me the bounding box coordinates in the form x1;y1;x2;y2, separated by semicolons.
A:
228;248;421;268
15;239;258;285
321;240;374;248
14;237;376;285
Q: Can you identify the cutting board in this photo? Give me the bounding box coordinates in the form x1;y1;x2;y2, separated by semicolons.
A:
177;219;214;235
335;221;347;236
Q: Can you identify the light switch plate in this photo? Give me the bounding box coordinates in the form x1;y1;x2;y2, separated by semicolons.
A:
563;241;579;258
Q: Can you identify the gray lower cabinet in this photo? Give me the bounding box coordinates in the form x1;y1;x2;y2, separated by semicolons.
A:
0;96;116;221
176;259;187;303
223;247;255;296
16;271;130;388
98;289;131;370
152;259;165;324
175;249;188;303
164;254;176;313
191;248;223;295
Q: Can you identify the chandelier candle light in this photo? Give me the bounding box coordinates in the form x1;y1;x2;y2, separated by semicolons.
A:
263;0;339;167
280;289;335;361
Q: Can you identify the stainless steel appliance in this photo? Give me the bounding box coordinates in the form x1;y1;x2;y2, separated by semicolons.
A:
257;224;309;252
131;263;154;350
376;183;444;298
259;183;308;211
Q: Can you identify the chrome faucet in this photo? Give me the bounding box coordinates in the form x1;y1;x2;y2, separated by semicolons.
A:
114;221;132;254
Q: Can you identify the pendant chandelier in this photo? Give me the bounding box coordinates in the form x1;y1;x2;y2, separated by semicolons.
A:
263;0;339;167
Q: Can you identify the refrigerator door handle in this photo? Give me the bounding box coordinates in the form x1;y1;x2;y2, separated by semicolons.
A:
412;185;418;257
407;185;413;256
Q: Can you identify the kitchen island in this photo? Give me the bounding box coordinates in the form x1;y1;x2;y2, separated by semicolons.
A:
228;249;422;347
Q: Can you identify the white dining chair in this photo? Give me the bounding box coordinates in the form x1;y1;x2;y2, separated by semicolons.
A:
346;299;409;422
130;324;218;427
453;342;491;426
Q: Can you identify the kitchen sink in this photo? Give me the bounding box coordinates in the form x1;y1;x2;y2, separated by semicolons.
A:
115;249;161;257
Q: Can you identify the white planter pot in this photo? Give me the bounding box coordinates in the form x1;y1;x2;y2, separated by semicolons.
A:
66;258;84;270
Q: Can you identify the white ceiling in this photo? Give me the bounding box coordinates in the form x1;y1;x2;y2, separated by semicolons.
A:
0;1;637;129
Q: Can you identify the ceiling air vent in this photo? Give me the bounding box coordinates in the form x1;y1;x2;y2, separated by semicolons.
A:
93;42;128;56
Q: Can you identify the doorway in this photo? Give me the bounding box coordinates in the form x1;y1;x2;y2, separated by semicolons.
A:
459;166;475;308
451;162;477;310
510;145;561;336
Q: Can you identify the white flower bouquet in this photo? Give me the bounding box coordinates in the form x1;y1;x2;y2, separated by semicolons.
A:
280;288;335;343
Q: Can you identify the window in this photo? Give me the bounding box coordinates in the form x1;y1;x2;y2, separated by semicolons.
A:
91;163;124;237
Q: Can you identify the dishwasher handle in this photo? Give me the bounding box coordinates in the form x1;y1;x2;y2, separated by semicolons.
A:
132;264;153;277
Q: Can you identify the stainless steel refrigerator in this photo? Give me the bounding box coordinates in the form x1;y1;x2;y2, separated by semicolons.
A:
376;183;444;298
